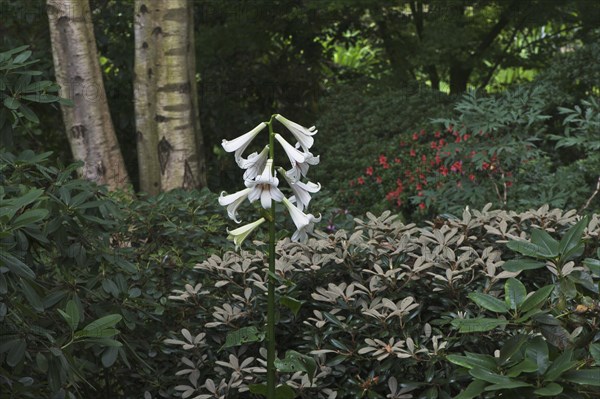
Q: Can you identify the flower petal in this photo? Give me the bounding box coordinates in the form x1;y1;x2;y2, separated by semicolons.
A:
218;188;252;223
274;134;306;165
275;114;317;151
222;122;266;162
227;218;266;250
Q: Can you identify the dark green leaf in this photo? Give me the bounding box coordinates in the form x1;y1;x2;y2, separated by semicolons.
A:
0;252;35;279
507;240;556;259
561;368;600;386
452;317;508;333
454;380;487;399
558;217;588;256
3;97;20;110
20;279;44;312
280;296;303;316
526;336;550;375
12;208;48;229
499;334;528;365
502;259;546;272
274;350;317;383
544;350;577;381
446;353;496;371
531;229;559;257
583;258;600;277
534;382;563;396
505;278;527;310
221;326;264;349
6;339;26;367
468;292;509;313
506;358;538;377
101;347;119;367
520;285;554;313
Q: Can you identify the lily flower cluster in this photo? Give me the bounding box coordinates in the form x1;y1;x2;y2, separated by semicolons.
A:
219;114;321;248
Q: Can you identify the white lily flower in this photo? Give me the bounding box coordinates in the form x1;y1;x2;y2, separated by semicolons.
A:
275;114;317;151
227;218;266;250
286;150;320;181
238;145;269;180
218;187;252;223
282;197;321;242
278;167;321;211
245;159;284;209
222;122;266;162
274;134;306;166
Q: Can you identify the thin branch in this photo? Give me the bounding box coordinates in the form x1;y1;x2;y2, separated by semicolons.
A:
580;176;600;212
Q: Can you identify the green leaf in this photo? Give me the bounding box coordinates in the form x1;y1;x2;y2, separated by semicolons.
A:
274;350;317;383
20;279;44;312
12;208;48;229
66;300;80;330
13;50;32;64
502;259;546;272
221;326;264;350
534;382;563;396
506;358;538;377
468;292;509;313
499;334;528;365
18;102;39;123
82;314;122;333
21;94;60;103
483;380;533;391
248;383;296;399
520;285;554;313
583;258;600;276
507;240;556;259
558;217;588;256
447;353;497;371
526;336;550;375
3;97;20;110
561;368;600;386
590;343;600;366
468;368;512;385
280;296;303;316
454;380;487;399
451;317;508;333
544;350;577;382
0;252;35;279
531;229;560;256
6;339;26;367
505;278;527;310
22;80;53;93
101;347;119;367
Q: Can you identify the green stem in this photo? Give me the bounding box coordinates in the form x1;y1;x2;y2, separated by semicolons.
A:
267;117;276;399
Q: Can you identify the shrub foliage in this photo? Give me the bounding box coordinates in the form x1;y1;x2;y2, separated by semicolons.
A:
167;205;600;398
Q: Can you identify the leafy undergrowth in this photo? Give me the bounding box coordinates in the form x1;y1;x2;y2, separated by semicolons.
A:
166;205;600;399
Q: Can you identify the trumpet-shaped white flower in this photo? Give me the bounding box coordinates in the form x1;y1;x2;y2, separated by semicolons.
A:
279;167;320;211
227;218;266;250
275;114;317;151
222;122;266;162
282;197;321;242
245;159;284;209
218;187;252;223
274;134;306;166
238;145;269;180
286;150;320;181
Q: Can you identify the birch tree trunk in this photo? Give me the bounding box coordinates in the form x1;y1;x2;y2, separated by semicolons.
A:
47;0;130;190
133;0;206;192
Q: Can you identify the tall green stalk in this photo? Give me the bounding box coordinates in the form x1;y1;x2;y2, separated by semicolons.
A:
267;117;276;399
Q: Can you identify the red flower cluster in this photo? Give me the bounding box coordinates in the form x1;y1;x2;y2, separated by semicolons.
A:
346;127;511;215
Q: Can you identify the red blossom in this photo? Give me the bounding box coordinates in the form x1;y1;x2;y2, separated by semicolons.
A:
357;177;365;185
469;174;475;181
419;203;426;210
394;158;401;164
366;166;373;176
412;133;419;141
410;149;416;157
376;176;382;184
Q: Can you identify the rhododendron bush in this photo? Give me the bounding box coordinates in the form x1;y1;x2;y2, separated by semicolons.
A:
165;206;600;398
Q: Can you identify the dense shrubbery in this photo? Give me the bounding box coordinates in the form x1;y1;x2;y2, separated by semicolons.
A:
318;40;600;220
167;205;600;398
0;150;228;398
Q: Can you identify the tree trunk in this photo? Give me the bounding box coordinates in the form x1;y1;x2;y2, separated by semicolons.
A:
134;0;161;195
133;0;206;192
47;0;130;190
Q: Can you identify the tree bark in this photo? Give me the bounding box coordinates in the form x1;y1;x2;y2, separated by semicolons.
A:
133;0;206;192
47;0;130;190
